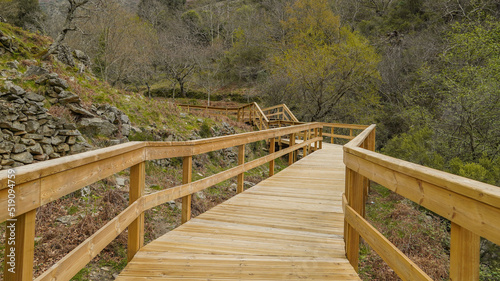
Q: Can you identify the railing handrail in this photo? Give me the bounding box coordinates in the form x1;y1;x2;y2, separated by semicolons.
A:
0;123;321;223
342;124;500;281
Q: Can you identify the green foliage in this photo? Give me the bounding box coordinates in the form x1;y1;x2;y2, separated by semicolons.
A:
265;0;380;122
382;127;444;169
199;120;212;138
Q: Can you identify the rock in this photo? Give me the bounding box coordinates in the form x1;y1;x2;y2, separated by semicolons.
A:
58;91;80;104
25;121;40;133
0;121;12;129
56;44;75;67
13;130;26;136
20;138;36;146
11;151;33;164
67;136;76;145
116;177;126;186
121;123;131;136
27;143;43;155
25;92;45;102
40;137;52;144
0;141;14;153
244;181;255;188
12;144;26;153
58;129;80;136
49;152;61;159
24;134;43;140
74;49;89;61
230;183;237;191
51;136;66;145
34;154;48;161
56;215;78;225
120;114;130;124
4;81;25;96
24;65;49;77
10;121;25;132
196;191;206;199
78;117;117;136
39;125;54;136
57;143;70;152
104;111;116;123
1;159;14;166
48;78;69;89
6;60;19;69
12;162;24;167
70;143;86;153
180;113;187;118
62;123;76;130
42;144;54;155
67;103;94;117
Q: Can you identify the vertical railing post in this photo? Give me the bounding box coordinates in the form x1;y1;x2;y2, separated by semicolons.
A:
4;210;36;281
345;167;365;271
313;128;318;152
319;127;323;149
288;133;295;165
237;145;245;193
331;127;334;144
450;223;480;281
181;156;192;224
269;137;276;177
128;162;145;261
303;130;308;158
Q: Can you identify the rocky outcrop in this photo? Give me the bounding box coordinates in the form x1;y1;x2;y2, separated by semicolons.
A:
0;83;92;170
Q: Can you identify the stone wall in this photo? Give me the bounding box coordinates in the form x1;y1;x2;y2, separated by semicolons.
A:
0;82;91;169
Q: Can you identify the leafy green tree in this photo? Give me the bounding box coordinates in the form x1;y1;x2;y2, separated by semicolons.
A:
265;0;380;122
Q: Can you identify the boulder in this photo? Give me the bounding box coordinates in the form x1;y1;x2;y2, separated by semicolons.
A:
25;92;45;102
4;81;25;96
58;91;80;104
24;66;50;77
48;78;69;89
78;117;117;136
11;151;33;164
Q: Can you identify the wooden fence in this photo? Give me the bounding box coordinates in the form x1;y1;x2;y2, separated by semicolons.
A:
178;102;270;130
2;122;371;281
343;125;500;281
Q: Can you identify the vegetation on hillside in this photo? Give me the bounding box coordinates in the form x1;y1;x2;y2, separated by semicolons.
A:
1;0;499;279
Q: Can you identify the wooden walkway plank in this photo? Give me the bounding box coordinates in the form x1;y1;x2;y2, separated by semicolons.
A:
116;143;360;280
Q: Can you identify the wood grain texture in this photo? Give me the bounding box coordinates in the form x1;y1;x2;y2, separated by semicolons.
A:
117;144;360;280
343;199;432;281
128;162;146;261
450;222;480;281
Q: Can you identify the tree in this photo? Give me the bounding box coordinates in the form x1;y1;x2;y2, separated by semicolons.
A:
0;0;43;31
265;0;380;122
42;0;91;60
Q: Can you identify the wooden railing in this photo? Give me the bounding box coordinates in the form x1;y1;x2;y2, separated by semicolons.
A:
0;123;323;281
261;104;299;123
178;102;270;130
342;125;500;281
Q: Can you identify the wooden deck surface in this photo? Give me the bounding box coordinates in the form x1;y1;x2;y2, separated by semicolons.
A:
116;143;360;280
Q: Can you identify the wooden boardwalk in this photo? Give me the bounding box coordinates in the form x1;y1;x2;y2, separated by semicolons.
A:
116;143;360;280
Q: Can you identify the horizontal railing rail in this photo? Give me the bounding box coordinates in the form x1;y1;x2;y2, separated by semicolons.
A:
1;122;323;281
342;125;500;281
